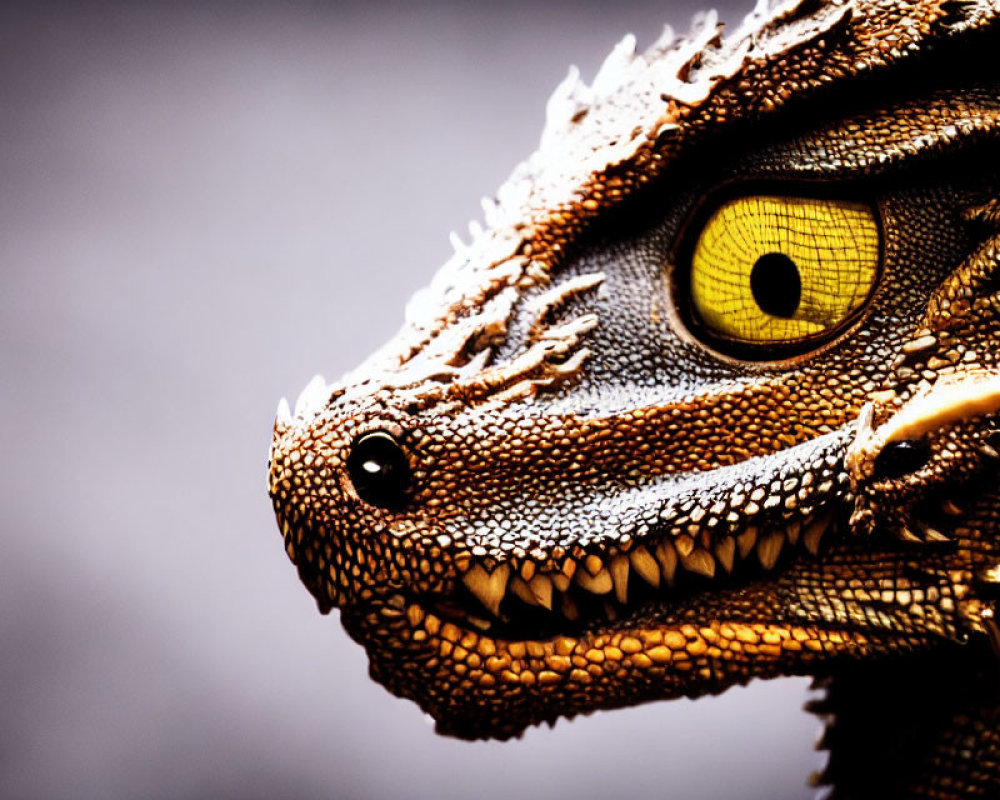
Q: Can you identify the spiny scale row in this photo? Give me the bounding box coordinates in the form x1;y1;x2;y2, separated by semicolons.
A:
459;513;835;622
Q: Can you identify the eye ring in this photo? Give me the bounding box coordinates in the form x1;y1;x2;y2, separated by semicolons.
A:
672;186;883;363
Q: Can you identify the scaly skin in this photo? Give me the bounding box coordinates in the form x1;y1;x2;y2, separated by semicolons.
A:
269;1;1000;795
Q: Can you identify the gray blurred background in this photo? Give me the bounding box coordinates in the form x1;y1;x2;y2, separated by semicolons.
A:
1;2;823;798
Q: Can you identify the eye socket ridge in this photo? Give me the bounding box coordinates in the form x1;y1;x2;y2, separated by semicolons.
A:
677;189;882;361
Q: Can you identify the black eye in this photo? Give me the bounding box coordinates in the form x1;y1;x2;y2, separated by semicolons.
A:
872;439;931;481
347;431;410;509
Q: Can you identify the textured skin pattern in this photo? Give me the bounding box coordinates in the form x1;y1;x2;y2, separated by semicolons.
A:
269;0;1000;795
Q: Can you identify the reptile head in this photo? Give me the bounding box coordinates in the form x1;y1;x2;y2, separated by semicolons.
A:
269;0;1000;739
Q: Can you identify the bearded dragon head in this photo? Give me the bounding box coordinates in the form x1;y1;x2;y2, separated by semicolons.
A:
268;0;1000;739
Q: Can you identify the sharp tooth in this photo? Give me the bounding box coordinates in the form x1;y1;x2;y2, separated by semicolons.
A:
520;561;536;581
552;573;571;592
737;526;758;558
294;374;328;418
585;554;604;576
675;534;695;558
682;548;715;578
467;614;493;631
655;541;678;585
529;574;554;609
941;500;964;516
804;515;831;556
462;564;510;616
896;525;923;543
610;555;630;603
630;546;660;588
786;520;801;545
561;593;579;621
603;600;619;621
510;576;541;607
757;532;784;570
576;566;613;594
715;538;736;573
275;397;292;427
919;523;951;543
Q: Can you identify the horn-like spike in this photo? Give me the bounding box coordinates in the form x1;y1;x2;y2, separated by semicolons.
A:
275;396;292;427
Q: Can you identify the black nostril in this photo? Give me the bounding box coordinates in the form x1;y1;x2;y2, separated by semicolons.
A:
872;438;932;481
347;431;411;509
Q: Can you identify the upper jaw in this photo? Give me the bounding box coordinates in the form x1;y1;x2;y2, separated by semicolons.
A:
380;426;855;638
271;367;859;637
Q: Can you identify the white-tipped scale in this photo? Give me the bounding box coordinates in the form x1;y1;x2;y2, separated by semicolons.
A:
294;374;328;418
275;396;292;427
591;33;637;97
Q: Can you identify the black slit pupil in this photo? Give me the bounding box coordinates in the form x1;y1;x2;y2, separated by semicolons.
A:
347;431;410;509
750;252;801;318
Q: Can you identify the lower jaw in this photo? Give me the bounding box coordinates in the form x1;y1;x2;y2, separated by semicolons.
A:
344;592;914;740
338;537;952;740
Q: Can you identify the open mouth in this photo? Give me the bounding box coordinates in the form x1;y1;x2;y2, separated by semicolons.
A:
398;426;857;641
418;508;840;641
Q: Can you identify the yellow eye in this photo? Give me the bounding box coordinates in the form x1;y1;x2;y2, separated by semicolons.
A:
688;195;880;356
